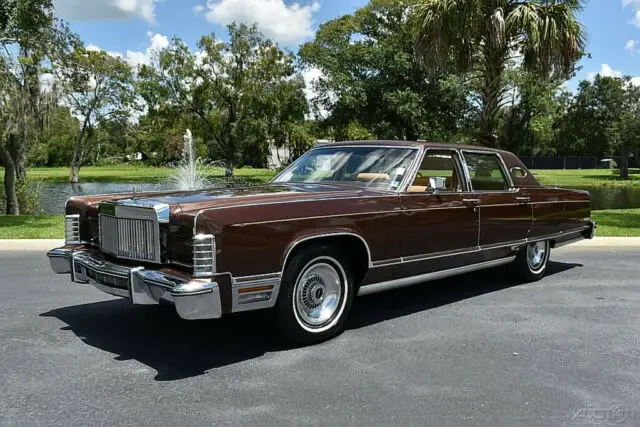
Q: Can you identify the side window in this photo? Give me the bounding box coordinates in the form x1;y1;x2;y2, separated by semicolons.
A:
463;152;510;191
408;150;463;192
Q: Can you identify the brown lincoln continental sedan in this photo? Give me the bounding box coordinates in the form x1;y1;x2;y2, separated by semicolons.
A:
48;141;595;344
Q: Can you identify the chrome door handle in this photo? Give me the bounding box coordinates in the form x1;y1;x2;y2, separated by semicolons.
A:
516;196;531;203
462;198;480;205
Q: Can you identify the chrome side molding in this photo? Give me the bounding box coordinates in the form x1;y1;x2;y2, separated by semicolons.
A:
358;256;516;296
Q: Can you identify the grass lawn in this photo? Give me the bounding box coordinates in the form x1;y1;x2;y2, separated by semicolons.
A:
1;165;276;184
591;209;640;237
0;215;64;239
1;209;638;239
532;168;640;188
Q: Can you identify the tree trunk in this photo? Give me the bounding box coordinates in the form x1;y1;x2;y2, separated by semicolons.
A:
620;143;629;180
70;122;89;184
69;153;83;184
15;147;27;182
477;37;506;148
0;143;19;215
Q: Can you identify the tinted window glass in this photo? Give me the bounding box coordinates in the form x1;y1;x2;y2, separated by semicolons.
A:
464;152;510;191
273;146;418;191
409;151;463;192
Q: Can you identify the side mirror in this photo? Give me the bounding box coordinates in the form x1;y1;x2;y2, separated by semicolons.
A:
429;177;446;191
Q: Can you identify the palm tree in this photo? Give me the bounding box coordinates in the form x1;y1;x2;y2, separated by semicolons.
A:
412;0;586;147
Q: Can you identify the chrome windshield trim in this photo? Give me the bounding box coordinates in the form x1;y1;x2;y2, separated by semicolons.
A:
271;144;422;194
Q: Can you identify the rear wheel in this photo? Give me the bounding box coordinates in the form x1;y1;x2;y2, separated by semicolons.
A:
275;245;354;345
510;240;550;282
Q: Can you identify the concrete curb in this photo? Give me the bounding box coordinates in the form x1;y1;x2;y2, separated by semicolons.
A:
0;240;64;252
1;237;640;252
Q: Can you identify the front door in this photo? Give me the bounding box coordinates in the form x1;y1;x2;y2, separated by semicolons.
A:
398;149;479;277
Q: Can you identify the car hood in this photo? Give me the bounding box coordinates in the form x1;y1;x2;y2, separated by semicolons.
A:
109;183;379;215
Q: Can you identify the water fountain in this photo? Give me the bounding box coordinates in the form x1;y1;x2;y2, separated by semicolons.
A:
170;129;209;190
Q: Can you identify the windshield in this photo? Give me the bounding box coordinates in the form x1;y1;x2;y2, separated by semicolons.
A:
272;145;419;191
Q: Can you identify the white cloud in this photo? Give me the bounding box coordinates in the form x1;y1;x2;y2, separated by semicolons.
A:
193;4;205;14
195;0;320;44
633;10;640;27
588;64;623;80
588;64;640;87
123;32;168;68
625;40;636;52
623;0;640;27
85;44;101;52
301;66;321;102
54;0;157;23
83;32;169;69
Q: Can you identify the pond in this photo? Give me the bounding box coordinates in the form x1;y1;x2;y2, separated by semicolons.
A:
34;182;640;215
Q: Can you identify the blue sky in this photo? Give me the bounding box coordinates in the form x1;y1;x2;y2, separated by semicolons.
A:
53;0;640;91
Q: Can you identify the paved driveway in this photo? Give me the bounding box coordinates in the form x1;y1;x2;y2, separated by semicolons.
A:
0;247;639;425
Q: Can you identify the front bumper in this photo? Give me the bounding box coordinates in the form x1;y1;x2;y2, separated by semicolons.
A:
47;247;221;320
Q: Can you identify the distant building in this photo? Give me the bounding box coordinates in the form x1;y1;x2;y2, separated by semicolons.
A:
267;139;333;169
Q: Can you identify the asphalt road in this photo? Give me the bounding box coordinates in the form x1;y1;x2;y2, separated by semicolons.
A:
0;247;639;426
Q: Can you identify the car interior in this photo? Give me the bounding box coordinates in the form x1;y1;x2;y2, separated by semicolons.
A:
408;152;463;193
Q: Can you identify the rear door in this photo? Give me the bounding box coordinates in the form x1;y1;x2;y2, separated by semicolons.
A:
461;150;532;248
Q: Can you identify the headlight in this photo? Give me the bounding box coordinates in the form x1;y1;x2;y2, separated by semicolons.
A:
193;234;216;278
64;214;81;244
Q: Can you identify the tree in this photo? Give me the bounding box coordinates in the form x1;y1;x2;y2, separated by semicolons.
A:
0;0;58;214
557;76;640;178
412;0;586;147
59;48;135;183
299;0;472;142
138;23;308;174
499;68;568;155
604;80;640;179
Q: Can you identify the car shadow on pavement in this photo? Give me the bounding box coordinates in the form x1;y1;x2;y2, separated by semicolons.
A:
348;261;581;330
41;261;581;381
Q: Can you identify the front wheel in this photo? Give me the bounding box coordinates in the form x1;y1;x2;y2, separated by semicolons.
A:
275;246;354;345
510;240;551;282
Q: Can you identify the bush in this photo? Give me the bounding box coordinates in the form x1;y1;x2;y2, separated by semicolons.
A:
0;178;43;215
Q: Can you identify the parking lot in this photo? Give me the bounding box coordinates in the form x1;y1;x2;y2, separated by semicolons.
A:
1;246;639;425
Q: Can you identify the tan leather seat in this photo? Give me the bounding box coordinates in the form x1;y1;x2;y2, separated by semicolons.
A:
407;185;428;193
413;176;431;187
356;173;390;182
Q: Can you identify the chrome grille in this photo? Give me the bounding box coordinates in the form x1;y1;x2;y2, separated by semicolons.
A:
99;215;159;262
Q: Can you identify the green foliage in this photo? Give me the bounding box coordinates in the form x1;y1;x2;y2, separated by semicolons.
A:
0;178;42;215
137;23;308;172
299;0;472;142
553;76;640;178
411;0;586;146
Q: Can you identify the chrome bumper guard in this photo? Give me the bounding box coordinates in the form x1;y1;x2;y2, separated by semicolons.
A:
587;220;597;239
47;248;221;320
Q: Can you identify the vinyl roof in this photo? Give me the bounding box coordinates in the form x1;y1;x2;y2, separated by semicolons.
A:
317;140;507;153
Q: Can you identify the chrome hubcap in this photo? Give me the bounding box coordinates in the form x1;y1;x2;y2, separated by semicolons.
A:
527;241;547;271
294;261;343;328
